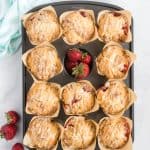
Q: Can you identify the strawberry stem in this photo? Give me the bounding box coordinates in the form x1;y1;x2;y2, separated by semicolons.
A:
82;52;88;58
5;113;11;123
0;131;4;140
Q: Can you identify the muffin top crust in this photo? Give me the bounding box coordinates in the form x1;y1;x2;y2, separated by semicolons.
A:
26;82;61;116
96;42;136;80
97;10;132;43
60;9;97;45
23;6;61;45
62;116;97;149
23;116;62;149
61;80;98;115
98;117;131;149
97;80;136;116
22;43;63;81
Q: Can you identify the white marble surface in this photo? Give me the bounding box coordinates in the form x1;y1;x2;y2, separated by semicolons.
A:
0;0;150;149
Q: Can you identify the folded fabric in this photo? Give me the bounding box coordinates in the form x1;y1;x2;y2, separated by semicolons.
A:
0;0;55;57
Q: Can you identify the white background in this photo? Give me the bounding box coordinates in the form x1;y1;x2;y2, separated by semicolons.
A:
0;0;150;149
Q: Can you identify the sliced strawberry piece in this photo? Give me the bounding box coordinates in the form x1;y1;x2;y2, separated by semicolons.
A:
5;111;20;124
71;98;80;105
67;48;82;62
72;63;90;79
112;12;121;17
0;124;17;140
80;11;87;17
120;64;129;73
124;121;130;138
122;23;129;36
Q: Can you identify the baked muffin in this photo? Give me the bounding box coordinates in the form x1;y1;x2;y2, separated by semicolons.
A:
98;117;132;150
97;80;136;117
26;82;61;117
23;116;62;150
96;42;136;80
97;10;132;43
22;6;61;45
62;116;97;150
60;9;97;45
22;43;63;81
61;80;99;115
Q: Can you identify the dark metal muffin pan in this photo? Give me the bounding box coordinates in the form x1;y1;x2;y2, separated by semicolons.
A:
22;1;134;149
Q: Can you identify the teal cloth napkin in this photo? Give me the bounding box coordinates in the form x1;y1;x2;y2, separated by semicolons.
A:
0;0;55;57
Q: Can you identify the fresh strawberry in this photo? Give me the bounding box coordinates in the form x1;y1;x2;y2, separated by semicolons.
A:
72;63;90;79
12;143;24;150
5;111;20;124
81;52;92;64
0;124;17;140
65;61;78;73
67;48;82;62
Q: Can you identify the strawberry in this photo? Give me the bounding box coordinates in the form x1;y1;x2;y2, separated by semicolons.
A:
5;111;20;124
65;61;78;73
12;143;24;150
81;52;92;64
0;124;17;140
67;48;82;62
72;63;90;79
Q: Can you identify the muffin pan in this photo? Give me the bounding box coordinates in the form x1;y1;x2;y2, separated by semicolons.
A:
22;1;134;149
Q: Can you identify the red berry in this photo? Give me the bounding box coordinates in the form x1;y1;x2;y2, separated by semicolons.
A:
12;143;24;150
65;61;78;73
67;48;82;62
72;63;90;79
5;111;20;124
0;124;17;140
82;53;92;64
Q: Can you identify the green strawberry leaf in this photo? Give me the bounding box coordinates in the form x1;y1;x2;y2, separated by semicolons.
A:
82;52;88;58
72;63;84;77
